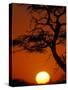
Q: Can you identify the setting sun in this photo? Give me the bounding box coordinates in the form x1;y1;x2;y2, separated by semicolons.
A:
35;71;50;84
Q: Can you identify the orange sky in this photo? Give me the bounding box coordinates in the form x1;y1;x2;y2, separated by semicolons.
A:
11;4;66;84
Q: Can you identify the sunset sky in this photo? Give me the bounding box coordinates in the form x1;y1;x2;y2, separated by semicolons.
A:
10;3;66;85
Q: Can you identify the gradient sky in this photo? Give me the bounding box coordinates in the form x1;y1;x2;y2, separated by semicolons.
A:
11;4;66;84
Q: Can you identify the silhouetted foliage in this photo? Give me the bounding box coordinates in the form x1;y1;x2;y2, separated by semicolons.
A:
9;79;32;86
11;5;66;73
9;79;66;86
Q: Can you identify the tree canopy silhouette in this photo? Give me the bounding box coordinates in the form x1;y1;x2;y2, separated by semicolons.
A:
12;5;66;73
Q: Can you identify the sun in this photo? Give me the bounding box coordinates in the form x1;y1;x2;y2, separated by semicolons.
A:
35;71;50;84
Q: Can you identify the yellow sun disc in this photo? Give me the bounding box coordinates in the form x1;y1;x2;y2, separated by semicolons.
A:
35;71;50;84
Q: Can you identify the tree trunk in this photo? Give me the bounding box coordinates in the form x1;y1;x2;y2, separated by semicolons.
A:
51;45;66;73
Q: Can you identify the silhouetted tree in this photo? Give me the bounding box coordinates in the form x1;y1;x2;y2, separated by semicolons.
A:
12;5;66;73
